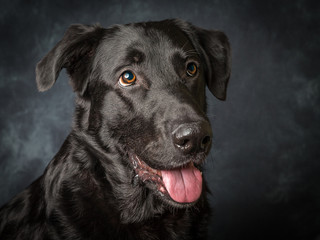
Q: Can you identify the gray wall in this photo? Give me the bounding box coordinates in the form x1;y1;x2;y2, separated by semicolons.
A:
0;0;319;239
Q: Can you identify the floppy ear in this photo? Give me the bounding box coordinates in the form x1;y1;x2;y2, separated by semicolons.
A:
196;28;231;100
193;27;231;100
36;24;104;95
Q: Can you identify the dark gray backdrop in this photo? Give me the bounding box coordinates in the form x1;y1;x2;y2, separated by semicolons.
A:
0;0;319;239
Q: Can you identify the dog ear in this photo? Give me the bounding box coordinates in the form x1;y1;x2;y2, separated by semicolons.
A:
36;24;104;95
195;28;231;100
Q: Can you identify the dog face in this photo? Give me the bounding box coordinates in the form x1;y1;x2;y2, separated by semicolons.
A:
36;19;230;212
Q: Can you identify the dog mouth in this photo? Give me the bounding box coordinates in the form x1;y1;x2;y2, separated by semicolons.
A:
129;153;203;204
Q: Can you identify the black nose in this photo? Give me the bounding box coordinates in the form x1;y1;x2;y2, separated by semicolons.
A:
172;122;212;154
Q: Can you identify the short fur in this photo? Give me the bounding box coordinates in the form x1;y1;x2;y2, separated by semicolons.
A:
0;19;231;240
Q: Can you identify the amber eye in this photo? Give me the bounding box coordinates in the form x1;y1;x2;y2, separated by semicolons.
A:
119;71;136;87
186;62;197;77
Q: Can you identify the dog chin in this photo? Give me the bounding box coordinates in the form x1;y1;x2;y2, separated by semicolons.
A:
129;152;204;208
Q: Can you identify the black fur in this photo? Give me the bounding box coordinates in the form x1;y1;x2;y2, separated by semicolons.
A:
0;19;231;240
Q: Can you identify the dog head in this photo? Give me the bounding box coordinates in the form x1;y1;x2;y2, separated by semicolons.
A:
36;19;230;221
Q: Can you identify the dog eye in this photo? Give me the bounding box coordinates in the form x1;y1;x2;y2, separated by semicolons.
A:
119;71;136;87
186;63;197;77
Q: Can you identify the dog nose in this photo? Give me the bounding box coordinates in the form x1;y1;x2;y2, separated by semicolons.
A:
172;122;212;154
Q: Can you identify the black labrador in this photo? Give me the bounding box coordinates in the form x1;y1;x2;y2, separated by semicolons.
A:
0;19;231;240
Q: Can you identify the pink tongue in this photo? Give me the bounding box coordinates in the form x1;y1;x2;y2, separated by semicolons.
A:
161;164;202;203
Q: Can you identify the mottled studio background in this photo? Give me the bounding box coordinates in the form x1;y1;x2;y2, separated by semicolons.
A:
0;0;319;239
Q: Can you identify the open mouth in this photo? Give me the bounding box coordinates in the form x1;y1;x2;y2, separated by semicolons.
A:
129;153;203;204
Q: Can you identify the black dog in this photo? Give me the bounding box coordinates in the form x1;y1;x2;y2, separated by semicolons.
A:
0;19;230;239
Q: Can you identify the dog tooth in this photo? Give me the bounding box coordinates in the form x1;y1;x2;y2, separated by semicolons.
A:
132;175;140;186
132;160;138;168
159;186;165;193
